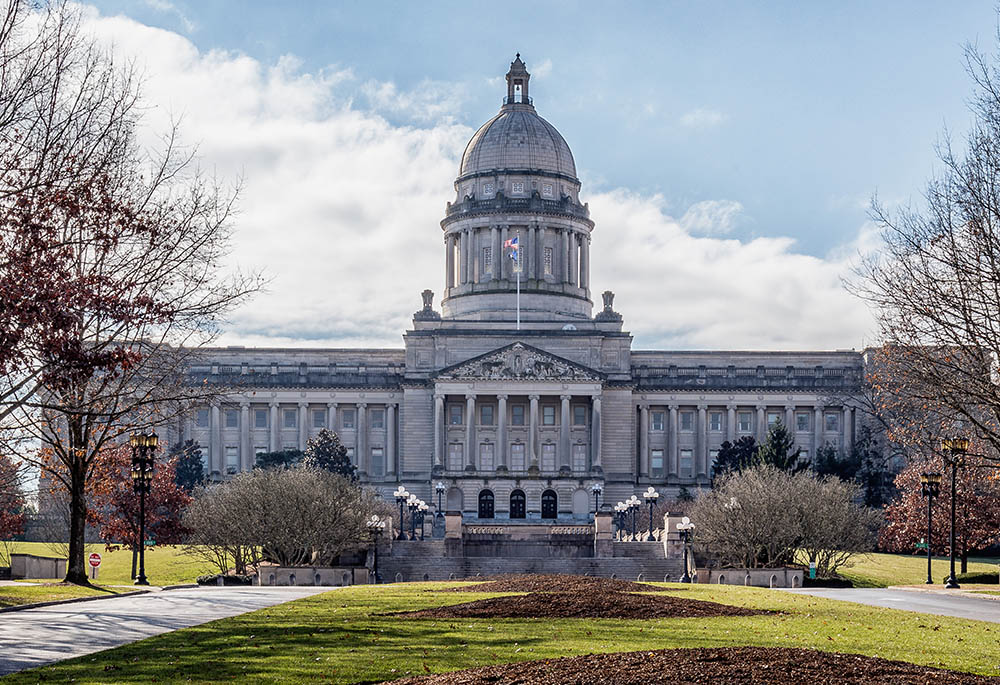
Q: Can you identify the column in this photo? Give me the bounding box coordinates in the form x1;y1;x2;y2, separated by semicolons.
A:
591;395;602;470
726;404;736;443
697;404;708;478
298;402;308;451
785;405;795;433
500;225;508;280
472;228;480;284
446;235;455;289
269;401;279;452
668;404;679;476
568;233;578;286
580;235;589;289
460;230;468;284
386;403;396;476
240;402;251;471
561;229;570;283
538;226;547;279
756;405;766;442
814;404;824;451
210;404;221;475
529;394;539;467
433;394;444;467
560;394;571;469
356;403;368;476
465;394;476;469
489;226;498;279
527;225;536;280
844;406;854;451
327;402;338;432
638;404;649;477
497;394;508;468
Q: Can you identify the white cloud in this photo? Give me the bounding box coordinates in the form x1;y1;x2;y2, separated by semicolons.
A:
679;107;726;129
78;8;875;352
141;0;196;33
530;58;553;79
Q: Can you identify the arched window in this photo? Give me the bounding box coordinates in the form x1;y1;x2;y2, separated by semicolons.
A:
509;489;526;519
478;489;495;519
541;489;557;519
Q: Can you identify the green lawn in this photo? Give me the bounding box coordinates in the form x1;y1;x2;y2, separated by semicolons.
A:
6;582;1000;684
836;552;999;587
4;542;215;586
0;583;128;608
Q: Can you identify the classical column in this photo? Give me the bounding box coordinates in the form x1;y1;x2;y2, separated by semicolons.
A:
240;402;251;471
538;226;547;279
497;394;507;468
844;406;854;451
446;235;455;289
726;404;736;443
561;229;570;283
489;226;498;279
668;404;679;477
756;405;766;442
639;404;649;477
580;235;589;289
528;394;539;467
298;402;308;450
785;405;795;433
568;233;578;286
269;401;279;453
591;395;602;470
560;394;571;469
527;225;536;280
210;403;221;475
460;230;468;284
327;402;338;432
356;403;368;476
814;404;824;451
465;394;476;469
386;403;396;476
433;394;444;467
500;225;508;281
697;404;708;478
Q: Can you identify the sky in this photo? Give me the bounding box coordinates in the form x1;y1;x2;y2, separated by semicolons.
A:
75;0;998;351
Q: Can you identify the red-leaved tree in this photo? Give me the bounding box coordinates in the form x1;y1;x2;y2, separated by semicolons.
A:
0;452;25;558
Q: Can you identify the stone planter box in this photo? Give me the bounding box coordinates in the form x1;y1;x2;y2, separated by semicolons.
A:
695;567;803;588
257;566;368;587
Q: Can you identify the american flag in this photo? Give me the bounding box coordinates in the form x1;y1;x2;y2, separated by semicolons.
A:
505;235;519;262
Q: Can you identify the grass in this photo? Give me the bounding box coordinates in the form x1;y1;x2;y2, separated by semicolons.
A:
836;552;999;587
972;590;1000;596
4;541;215;586
0;582;128;608
5;581;1000;683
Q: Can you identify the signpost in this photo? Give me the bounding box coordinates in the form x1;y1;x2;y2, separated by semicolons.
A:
88;552;102;581
808;560;817;580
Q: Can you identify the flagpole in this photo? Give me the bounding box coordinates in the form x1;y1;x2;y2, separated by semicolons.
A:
516;230;521;331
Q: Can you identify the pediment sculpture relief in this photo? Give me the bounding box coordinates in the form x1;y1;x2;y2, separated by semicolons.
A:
441;343;598;381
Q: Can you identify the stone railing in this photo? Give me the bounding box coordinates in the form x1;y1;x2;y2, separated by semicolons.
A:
465;526;508;535
549;526;592;535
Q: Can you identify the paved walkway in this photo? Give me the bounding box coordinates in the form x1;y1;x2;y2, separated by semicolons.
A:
0;586;332;676
783;587;1000;623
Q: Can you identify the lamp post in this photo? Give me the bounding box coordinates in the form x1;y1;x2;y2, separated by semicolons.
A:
407;494;419;540
627;495;640;539
941;437;969;589
676;516;695;583
643;487;659;541
919;471;942;585
590;483;602;516
129;431;157;586
435;481;446;520
418;502;428;540
614;502;625;540
393;486;409;540
366;515;386;583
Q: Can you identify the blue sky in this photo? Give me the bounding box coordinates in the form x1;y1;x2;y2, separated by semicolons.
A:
77;1;997;349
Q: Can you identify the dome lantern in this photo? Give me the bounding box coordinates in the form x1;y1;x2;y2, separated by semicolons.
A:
505;53;530;106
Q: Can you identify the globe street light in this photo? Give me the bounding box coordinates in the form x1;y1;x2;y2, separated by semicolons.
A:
643;486;659;541
393;486;409;540
614;502;625;540
129;431;157;586
676;516;696;583
418;502;429;540
407;494;419;540
941;437;969;589
435;481;446;520
627;495;640;539
590;483;602;515
366;515;386;583
919;471;942;585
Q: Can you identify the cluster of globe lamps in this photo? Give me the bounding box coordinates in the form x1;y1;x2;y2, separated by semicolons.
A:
392;486;429;541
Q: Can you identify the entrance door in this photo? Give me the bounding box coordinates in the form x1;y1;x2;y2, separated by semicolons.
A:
478;489;495;519
541;489;557;519
509;489;526;519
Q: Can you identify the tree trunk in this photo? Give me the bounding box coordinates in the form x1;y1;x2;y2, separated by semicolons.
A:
131;546;138;579
961;551;968;575
64;461;90;585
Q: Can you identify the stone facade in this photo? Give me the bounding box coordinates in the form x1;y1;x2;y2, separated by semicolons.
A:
171;56;865;523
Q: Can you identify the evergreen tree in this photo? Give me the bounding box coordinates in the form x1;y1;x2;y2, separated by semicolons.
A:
172;440;205;492
755;420;806;472
303;429;356;480
253;449;303;471
814;427;893;507
712;436;757;481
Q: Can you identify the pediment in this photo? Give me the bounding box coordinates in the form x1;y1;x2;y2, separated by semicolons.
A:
436;342;602;382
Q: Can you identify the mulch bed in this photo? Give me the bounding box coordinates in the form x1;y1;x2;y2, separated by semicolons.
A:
382;647;1000;684
441;574;668;594
393;591;765;619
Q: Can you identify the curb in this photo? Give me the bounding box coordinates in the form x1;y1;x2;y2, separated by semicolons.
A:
0;588;150;614
161;583;199;591
886;585;1000;600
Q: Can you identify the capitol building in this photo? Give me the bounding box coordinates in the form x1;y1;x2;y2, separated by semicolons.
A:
182;56;864;521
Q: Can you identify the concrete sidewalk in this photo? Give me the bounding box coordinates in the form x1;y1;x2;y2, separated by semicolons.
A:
782;587;1000;623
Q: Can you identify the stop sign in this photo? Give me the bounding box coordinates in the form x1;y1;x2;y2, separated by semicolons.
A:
88;552;102;568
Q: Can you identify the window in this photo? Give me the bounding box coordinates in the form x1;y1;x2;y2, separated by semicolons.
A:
225;447;239;475
346;447;355;465
254;408;268;429
371;409;385;429
511;181;524;194
479;443;494;470
825;413;840;432
370;447;385;477
483;246;493;274
680;449;693;478
573;406;587;426
767;412;780;428
341;408;356;429
463;185;472;199
225;409;239;429
651;449;664;476
651;411;664;431
542;183;553;197
572;444;588;472
680;411;694;432
480;405;494;426
710;412;723;432
312;409;326;429
796;412;810;432
449;405;463;425
511;404;525;426
738;411;752;432
541;443;556;471
254;445;267;456
482;182;494;197
544;247;553;275
799;449;809;463
283;408;297;429
543;406;556;426
510;443;526;470
196;408;209;428
447;443;463;471
709;449;719;467
478;489;495;519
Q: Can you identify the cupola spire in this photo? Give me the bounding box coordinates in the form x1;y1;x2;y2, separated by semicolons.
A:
505;53;531;105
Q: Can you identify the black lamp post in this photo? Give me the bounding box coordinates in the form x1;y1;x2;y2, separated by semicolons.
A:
393;486;409;540
590;483;602;517
919;471;942;585
435;481;446;520
643;486;659;541
676;516;695;583
628;495;640;538
418;502;428;540
407;495;419;540
366;515;386;583
941;437;969;589
129;431;157;586
614;502;625;539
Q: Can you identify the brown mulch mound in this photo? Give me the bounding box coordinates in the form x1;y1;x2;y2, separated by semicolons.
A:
394;590;764;619
442;574;668;594
381;646;1000;684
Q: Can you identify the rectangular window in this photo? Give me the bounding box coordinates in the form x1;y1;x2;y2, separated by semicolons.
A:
254;445;267;456
825;413;840;432
541;443;556;471
511;181;524;194
312;409;326;429
483;246;493;274
709;449;719;467
449;405;463;425
572;444;588;472
544;247;553;275
510;443;526;470
542;183;553;197
542;406;556;426
371;409;385;429
738;411;752;432
480;405;494;426
346;447;355;465
651;411;664;431
651;449;664;476
767;412;780;428
370;447;385;477
448;443;463;471
511;404;525;426
196;408;209;428
282;443;297;451
225;409;239;429
680;449;694;478
479;443;494;471
573;406;587;426
680;411;694;432
254;408;268;429
799;449;809;463
482;182;494;197
342;408;356;429
225;446;239;475
796;412;810;432
710;412;723;432
283;408;297;429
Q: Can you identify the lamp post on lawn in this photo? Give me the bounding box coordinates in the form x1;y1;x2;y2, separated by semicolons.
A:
614;502;625;540
919;471;942;585
407;495;419;540
435;481;446;520
129;431;158;586
676;516;695;583
627;495;640;539
366;515;386;583
941;437;969;589
591;483;602;516
643;487;659;541
393;486;409;540
418;502;429;540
